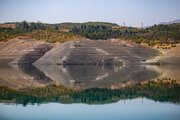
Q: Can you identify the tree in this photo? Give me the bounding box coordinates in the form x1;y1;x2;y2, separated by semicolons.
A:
55;26;59;30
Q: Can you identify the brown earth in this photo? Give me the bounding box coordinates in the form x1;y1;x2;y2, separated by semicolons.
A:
0;38;54;65
34;39;160;66
0;38;164;89
0;38;55;89
145;44;180;64
0;23;16;28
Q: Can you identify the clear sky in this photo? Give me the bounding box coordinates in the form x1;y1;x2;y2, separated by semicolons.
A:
0;0;180;27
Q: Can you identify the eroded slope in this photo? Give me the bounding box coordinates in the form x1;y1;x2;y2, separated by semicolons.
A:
34;39;160;65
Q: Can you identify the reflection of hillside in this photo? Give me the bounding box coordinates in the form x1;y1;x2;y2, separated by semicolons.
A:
145;65;180;83
35;64;160;89
0;65;54;89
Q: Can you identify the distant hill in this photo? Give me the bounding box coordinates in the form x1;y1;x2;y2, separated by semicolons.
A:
0;23;16;28
159;19;180;25
47;22;118;30
143;19;180;28
0;21;179;46
0;21;118;29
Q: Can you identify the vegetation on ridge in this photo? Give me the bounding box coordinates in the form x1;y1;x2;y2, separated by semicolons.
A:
72;23;180;46
0;21;180;46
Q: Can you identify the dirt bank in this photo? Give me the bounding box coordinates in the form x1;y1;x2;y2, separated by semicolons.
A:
144;44;180;65
0;38;54;65
34;39;160;66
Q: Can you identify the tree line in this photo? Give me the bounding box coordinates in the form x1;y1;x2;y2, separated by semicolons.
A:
0;21;180;46
71;23;180;46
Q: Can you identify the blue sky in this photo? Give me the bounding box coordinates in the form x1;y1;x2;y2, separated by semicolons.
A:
0;0;180;27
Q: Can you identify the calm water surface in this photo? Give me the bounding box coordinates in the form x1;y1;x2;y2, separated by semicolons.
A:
0;98;179;120
2;64;179;89
0;64;180;120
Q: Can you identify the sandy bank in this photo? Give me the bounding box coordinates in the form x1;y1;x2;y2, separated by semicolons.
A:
143;44;180;65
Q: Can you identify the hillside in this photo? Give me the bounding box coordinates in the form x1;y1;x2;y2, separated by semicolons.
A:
47;22;118;29
72;23;180;46
0;21;179;47
0;21;84;42
34;39;160;65
0;38;54;65
24;30;84;43
159;19;180;25
145;44;180;64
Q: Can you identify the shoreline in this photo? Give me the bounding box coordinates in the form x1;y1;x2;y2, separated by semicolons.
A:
143;44;180;65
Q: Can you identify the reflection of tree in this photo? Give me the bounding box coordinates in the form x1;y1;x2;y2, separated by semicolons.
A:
0;79;179;106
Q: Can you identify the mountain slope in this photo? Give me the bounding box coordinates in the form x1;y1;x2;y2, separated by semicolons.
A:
159;19;180;25
0;38;54;65
34;39;160;65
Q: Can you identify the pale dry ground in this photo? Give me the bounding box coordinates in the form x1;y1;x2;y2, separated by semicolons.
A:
0;23;16;28
144;44;180;64
34;39;160;65
0;38;178;89
34;39;161;89
144;44;180;83
0;38;54;65
0;38;55;89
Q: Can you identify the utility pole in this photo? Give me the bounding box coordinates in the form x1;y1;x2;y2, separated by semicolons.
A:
123;22;125;27
141;22;143;28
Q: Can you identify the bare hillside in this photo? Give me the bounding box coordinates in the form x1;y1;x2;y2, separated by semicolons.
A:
34;39;160;66
0;38;54;65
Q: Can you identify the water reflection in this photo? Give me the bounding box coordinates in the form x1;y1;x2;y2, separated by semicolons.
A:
1;63;180;90
0;64;179;105
0;65;54;89
146;65;180;83
35;65;160;89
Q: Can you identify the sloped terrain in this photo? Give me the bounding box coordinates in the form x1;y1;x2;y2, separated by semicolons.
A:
145;44;180;65
159;44;180;64
0;38;55;89
0;38;161;89
0;38;54;65
34;39;160;65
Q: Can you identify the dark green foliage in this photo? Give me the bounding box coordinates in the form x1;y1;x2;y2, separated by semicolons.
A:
0;27;17;41
144;24;180;44
0;21;46;41
71;80;180;104
14;21;45;33
0;21;81;42
24;30;83;43
47;22;117;29
71;23;180;45
1;21;180;46
0;80;180;106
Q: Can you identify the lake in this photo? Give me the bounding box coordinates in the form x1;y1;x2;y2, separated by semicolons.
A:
0;98;179;120
0;64;180;120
